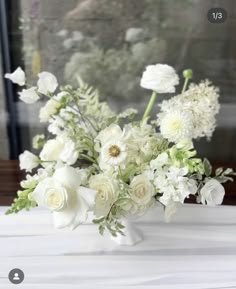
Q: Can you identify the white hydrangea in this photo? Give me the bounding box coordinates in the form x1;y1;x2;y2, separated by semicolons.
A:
159;80;220;140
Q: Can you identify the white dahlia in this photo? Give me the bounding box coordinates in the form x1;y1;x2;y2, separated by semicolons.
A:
160;110;193;143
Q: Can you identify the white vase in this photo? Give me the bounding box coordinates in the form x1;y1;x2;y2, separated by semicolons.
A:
109;219;143;246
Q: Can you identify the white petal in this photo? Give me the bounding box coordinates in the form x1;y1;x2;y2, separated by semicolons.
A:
32;178;55;207
53;166;81;191
5;67;25;86
37;71;58;94
18;87;39;104
78;186;96;208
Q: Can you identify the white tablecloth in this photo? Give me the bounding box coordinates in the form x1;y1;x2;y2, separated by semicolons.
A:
0;204;236;289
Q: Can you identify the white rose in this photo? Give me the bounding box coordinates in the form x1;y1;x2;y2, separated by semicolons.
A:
18;87;39;104
140;64;179;93
19;150;39;172
89;174;118;217
5;67;25;86
32;166;96;229
39;99;60;122
37;71;58;94
40;138;65;162
199;179;225;206
130;174;155;206
60;139;78;165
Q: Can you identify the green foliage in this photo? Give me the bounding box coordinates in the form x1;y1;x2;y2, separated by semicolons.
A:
5;190;37;215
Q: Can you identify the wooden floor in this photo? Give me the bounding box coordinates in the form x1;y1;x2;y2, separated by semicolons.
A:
0;160;236;206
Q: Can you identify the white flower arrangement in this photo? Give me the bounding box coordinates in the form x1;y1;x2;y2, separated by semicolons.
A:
5;64;235;237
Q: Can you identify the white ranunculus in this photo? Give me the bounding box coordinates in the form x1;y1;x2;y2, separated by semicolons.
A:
5;67;25;86
19;150;39;172
89;174;118;217
40;138;65;162
39;99;60;122
140;64;179;93
199;179;225;206
32;166;96;229
60;139;78;165
130;174;154;206
18;87;39;104
37;72;58;94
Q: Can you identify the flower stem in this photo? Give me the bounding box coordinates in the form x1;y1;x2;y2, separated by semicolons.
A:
181;78;189;93
141;91;157;125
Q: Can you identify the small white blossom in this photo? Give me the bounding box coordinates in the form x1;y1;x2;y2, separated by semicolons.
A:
5;67;25;86
19;150;39;172
39;99;60;122
140;64;179;93
37;72;58;94
18;87;39;104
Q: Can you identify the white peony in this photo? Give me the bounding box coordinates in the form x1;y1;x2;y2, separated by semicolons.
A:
5;67;25;86
18;87;39;104
130;174;155;206
32;166;96;229
37;72;58;94
89;174;118;217
19;150;39;172
160;110;193;143
39;99;61;122
140;64;179;93
199;179;225;206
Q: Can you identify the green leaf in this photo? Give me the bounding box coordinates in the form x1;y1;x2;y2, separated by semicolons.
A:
203;158;212;177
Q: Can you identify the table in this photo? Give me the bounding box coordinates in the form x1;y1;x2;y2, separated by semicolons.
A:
0;204;236;289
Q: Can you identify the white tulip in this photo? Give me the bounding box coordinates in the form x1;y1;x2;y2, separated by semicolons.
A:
5;67;25;86
140;64;179;93
18;87;39;104
19;150;39;172
199;179;225;206
89;174;118;217
32;166;96;229
130;174;154;206
37;71;58;94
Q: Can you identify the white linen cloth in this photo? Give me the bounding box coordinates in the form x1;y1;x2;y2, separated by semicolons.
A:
0;204;236;289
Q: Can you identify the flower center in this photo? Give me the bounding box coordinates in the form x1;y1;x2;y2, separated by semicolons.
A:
135;187;146;199
109;145;121;157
